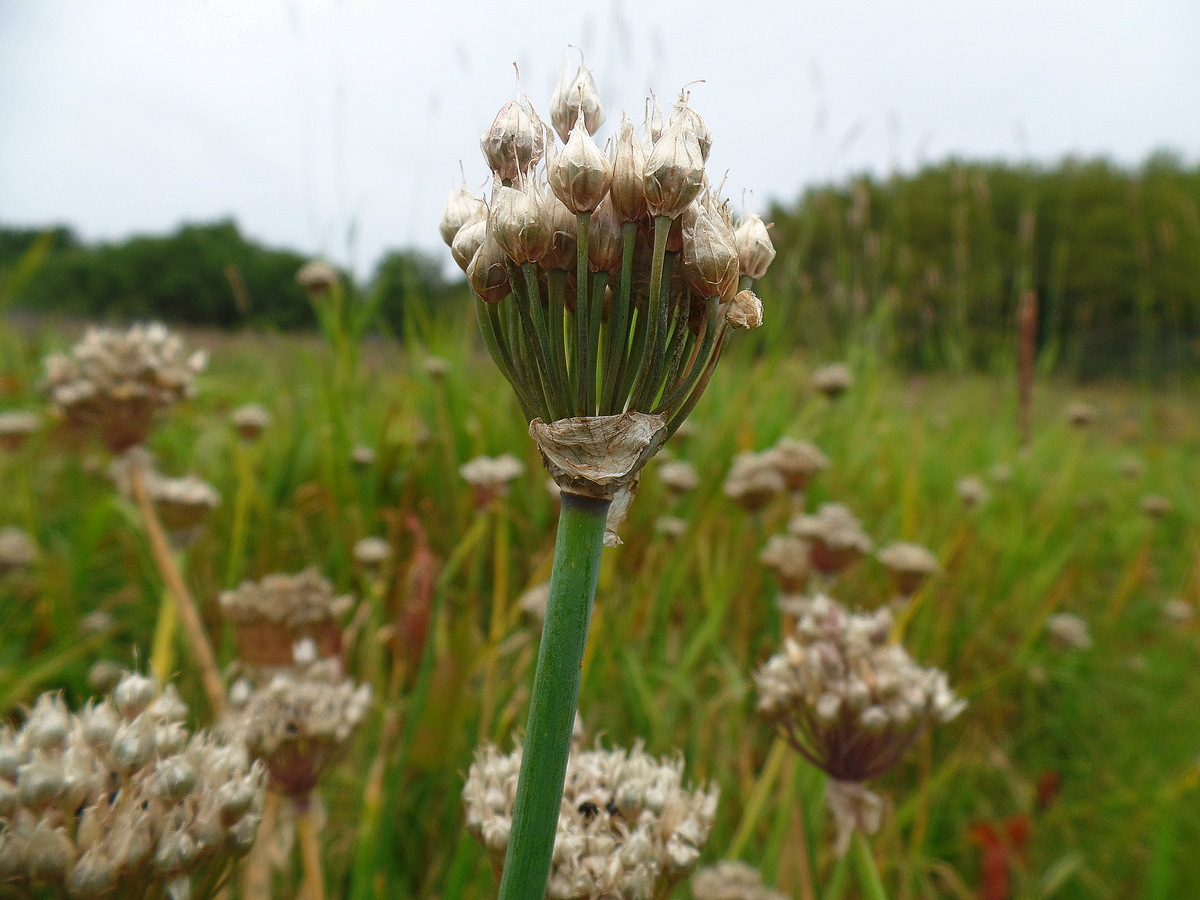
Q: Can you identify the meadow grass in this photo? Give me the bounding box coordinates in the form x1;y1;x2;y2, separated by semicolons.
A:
1;317;1198;899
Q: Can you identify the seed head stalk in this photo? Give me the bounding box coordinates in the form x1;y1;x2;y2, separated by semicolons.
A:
496;492;609;900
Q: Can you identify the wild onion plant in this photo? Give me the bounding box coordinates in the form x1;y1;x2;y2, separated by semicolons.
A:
442;55;775;900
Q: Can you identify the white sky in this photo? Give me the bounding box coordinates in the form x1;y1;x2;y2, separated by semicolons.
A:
1;0;1197;278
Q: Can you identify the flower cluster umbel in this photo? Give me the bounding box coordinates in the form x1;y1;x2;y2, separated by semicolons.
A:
464;739;718;900
443;57;773;435
0;673;262;900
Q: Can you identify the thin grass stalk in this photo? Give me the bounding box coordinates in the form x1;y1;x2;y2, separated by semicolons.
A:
297;795;326;900
225;440;254;586
243;790;281;900
852;830;889;900
149;582;179;685
728;736;788;858
129;463;227;718
495;493;610;900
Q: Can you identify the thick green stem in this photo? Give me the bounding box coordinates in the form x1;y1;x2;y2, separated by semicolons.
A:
496;492;610;900
852;830;889;900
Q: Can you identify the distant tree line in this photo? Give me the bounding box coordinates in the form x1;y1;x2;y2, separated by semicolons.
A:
0;219;468;335
3;152;1198;377
759;151;1200;379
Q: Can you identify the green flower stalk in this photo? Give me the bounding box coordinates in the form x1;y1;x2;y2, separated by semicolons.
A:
444;55;776;900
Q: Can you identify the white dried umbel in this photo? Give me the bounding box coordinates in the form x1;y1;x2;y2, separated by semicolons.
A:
0;527;38;575
220;569;353;668
764;438;828;495
146;474;220;549
656;459;699;496
1140;494;1173;519
955;476;990;509
295;259;339;296
463;740;718;900
42;323;206;454
811;363;853;400
0;673;263;899
0;410;39;452
230;403;271;442
1118;455;1145;480
692;861;787;900
460;454;526;507
877;542;939;598
352;537;392;572
759;534;811;595
790;504;873;576
226;663;371;798
723;451;786;513
1064;401;1098;429
654;516;687;541
351;444;376;468
1045;613;1092;651
1163;599;1194;625
755;596;962;850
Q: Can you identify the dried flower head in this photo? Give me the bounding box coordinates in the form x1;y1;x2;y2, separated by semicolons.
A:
1118;455;1145;480
351;444;376;468
481;98;548;184
550;56;605;143
0;527;38;575
654;516;688;540
220;569;352;668
1045;612;1092;650
440;181;488;247
460;454;526;506
1140;494;1172;519
755;596;964;784
955;476;990;508
464;739;718;900
146;473;220;549
1064;401;1098;429
548;111;613;214
0;673;263;898
610;115;648;223
877;542;939;597
790;504;873;575
1163;599;1194;625
759;534;811;595
42;324;206;454
692;861;787;900
352;537;392;570
726;290;764;330
296;260;339;295
230;403;271;441
656;459;699;496
0;410;39;452
723;451;787;513
765;438;828;494
226;665;370;797
811;363;853;399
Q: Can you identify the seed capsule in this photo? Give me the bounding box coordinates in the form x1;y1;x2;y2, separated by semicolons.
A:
488;180;551;266
538;188;578;271
670;96;712;162
440;183;486;247
480;99;545;183
550;56;605;142
727;290;764;329
734;213;776;280
644;120;706;220
548;111;613;214
587;196;623;274
681;196;739;302
610;114;648;223
467;231;512;304
451;216;488;273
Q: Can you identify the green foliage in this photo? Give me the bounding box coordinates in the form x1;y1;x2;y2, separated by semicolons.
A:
761;153;1200;379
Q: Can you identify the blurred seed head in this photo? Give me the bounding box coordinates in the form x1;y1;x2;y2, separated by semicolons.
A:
656;459;699;496
295;260;339;296
811;363;853;399
955;476;990;509
0;411;39;452
464;738;717;899
759;534;812;595
230;403;271;442
1064;401;1098;429
220;568;352;668
877;542;939;597
764;438;828;494
460;454;526;507
723;451;787;513
42;324;206;454
692;860;787;900
0;527;38;575
790;504;873;575
1140;494;1172;519
1046;612;1092;651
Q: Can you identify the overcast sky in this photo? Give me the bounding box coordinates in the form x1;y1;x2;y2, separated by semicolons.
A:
1;0;1197;277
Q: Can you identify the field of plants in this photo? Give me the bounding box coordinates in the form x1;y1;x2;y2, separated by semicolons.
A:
3;52;1200;900
2;302;1199;899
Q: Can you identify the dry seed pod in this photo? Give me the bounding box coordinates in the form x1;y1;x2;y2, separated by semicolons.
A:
0;411;38;452
790;503;872;574
671;95;713;162
489;180;551;266
877;542;939;597
765;438;828;493
220;568;352;668
726;290;763;329
481;99;545;183
549;56;605;142
587;196;623;274
548;111;613;214
451;215;489;273
440;182;487;247
539;188;579;271
644;120;706;219
230;403;270;441
811;363;853;399
468;230;513;304
610;114;648;222
0;527;38;575
734;213;776;280
682;196;740;302
296;260;338;295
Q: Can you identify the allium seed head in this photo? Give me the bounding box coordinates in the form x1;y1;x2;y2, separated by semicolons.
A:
733;213;776;281
610;114;649;223
548;111;613;214
550;57;605;143
481;99;546;183
440;181;488;247
643;119;706;220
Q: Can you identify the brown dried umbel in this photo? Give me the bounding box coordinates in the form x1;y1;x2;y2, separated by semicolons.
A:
219;569;352;668
877;541;939;598
723;451;786;513
0;527;38;576
790;504;873;575
42;324;206;454
0;673;263;899
692;862;787;900
0;411;39;453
